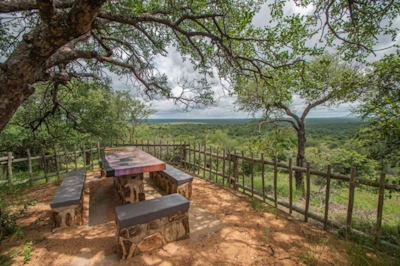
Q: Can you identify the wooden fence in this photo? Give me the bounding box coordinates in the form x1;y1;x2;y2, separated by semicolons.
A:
1;140;399;251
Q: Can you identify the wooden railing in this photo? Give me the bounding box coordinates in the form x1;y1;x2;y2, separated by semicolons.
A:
1;140;399;251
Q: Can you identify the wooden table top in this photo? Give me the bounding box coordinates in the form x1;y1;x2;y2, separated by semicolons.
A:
100;146;166;177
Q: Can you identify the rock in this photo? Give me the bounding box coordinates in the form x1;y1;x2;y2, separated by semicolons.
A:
182;217;190;234
138;233;163;253
169;211;186;222
65;212;72;226
119;228;129;239
164;222;180;243
147;219;161;230
129;224;143;237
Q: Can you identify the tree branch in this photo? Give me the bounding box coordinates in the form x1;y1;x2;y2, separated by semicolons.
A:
0;0;74;13
301;93;333;121
258;118;299;133
37;0;56;23
275;102;303;126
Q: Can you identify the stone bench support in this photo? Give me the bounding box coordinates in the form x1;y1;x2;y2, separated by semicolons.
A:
50;169;86;228
150;164;193;199
115;194;190;259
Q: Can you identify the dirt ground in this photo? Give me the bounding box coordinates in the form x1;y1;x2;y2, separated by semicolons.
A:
1;168;353;265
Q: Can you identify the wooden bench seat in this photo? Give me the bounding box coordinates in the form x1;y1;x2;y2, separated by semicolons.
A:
115;193;190;259
50;169;86;228
150;164;193;199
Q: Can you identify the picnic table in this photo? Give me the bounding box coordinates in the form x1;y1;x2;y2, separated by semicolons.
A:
100;146;166;204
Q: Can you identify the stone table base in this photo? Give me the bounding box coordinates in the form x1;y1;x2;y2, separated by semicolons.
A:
117;210;189;259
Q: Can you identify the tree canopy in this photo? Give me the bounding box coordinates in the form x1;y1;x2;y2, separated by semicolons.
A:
355;54;400;169
0;0;398;133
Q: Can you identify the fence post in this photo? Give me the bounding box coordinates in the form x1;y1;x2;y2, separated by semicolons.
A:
261;153;265;202
184;142;187;170
27;149;33;187
323;165;331;230
97;142;101;162
63;144;69;173
288;158;293;214
7;152;13;190
180;141;183;167
82;144;86;170
222;149;226;186
90;143;93;170
203;144;206;178
54;146;60;179
216;148;220;183
241;150;245;192
273;154;278;208
197;143;201;175
346;167;356;232
251;152;254;197
304;162;311;222
233;150;238;189
42;149;48;182
73;144;78;170
209;146;213;181
375;172;386;249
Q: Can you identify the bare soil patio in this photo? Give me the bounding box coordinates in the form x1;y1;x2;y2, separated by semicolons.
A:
1;168;355;265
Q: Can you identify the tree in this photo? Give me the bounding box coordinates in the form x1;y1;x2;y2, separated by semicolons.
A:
0;0;398;133
235;54;362;188
0;81;155;153
355;54;400;170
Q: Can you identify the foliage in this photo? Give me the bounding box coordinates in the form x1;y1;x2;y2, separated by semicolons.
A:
0;81;155;154
355;54;400;170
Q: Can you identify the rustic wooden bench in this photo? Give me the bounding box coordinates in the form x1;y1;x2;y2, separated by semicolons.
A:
50;169;86;228
149;164;193;199
115;193;190;259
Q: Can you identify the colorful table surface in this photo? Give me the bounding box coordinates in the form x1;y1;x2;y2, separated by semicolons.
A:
100;146;166;177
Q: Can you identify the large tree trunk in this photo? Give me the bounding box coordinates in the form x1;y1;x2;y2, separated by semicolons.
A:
0;0;107;132
295;126;306;189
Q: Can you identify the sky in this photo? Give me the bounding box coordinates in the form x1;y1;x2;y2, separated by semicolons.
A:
110;1;398;120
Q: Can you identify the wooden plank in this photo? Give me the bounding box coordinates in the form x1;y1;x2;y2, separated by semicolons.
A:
324;165;331;230
346;167;356;230
54;146;60;179
63;144;69;173
7;152;13;189
27;149;33;187
153;140;156;157
166;141;169;161
222;149;226;186
261;153;265;202
160;140;163;160
289;158;293;214
42;149;48;182
73;144;78;170
375;172;386;249
273;154;278;208
304;162;311;222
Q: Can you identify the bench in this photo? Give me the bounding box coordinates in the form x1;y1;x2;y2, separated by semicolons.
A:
115;193;190;259
50;169;86;228
150;164;193;199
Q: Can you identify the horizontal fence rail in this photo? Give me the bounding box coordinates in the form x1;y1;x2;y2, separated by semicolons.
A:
1;140;399;252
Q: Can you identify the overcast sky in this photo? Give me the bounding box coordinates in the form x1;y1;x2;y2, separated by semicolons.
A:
111;1;398;120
